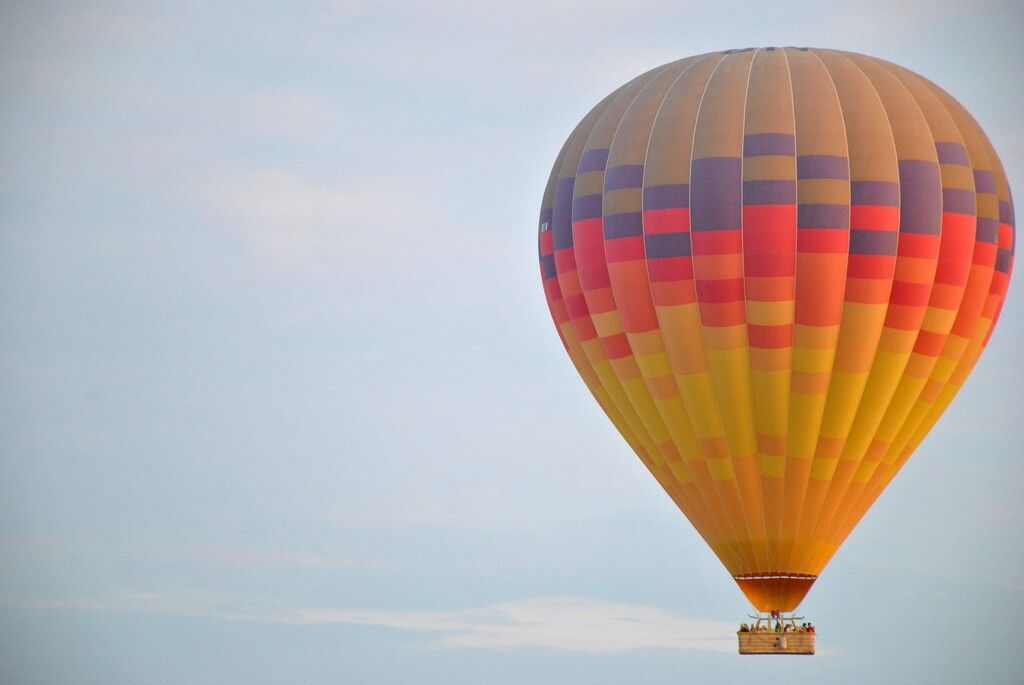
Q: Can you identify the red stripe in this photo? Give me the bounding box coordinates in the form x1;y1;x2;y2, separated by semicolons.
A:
554;248;576;272
934;214;975;284
745;252;795;277
798;228;848;253
889;280;933;307
933;257;971;287
643;208;690;234
743;204;796;232
605;236;645;262
572;217;602;237
744;223;796;254
539;230;554;253
942;211;975;233
896;233;941;259
972;242;998;267
542;278;562;303
999;222;1013;247
696;278;745;303
565;293;589;319
990;272;1009;296
601;333;633;359
851;205;900;230
574;219;611;289
574;316;598;342
743;206;797;279
913;330;946;356
847;253;896;279
691;230;741;255
647;257;693;282
748;323;793;348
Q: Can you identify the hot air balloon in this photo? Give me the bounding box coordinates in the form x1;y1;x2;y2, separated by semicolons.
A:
537;48;1014;654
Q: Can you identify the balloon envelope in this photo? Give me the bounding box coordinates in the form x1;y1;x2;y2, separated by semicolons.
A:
537;48;1014;612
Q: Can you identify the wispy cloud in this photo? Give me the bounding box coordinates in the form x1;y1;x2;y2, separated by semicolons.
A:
209;168;413;262
2;591;735;653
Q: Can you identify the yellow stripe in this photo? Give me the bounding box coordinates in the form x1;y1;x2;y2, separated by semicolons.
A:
810;458;839;481
746;300;794;326
636;352;672;378
796;178;850;203
702;324;748;350
675;372;725;438
591;310;624;337
758;454;786;478
817;370;868;438
792;347;835;373
920;306;957;333
707;458;736;481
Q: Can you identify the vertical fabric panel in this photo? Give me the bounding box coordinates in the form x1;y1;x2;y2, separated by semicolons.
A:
778;48;856;574
689;50;770;575
740;48;797;578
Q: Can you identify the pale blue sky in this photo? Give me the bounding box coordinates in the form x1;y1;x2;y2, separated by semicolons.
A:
1;2;1022;683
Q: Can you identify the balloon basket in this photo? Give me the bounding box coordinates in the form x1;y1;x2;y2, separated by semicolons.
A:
737;612;815;655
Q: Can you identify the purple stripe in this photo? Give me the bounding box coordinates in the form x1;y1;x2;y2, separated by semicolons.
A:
797;155;849;180
943;188;976;215
603;212;643;239
571;193;602;222
995;248;1012;273
605;164;644;190
743;179;796;205
974;170;997;193
644;183;689;209
645;232;692;258
935;141;970;166
539;207;553;227
977;218;999;243
743;132;795;157
999;200;1015;226
552;178;576;250
578;148;610;173
691;157;741;231
899;160;942;235
539;253;556;278
798;204;849;229
849;229;898;255
851;180;900;207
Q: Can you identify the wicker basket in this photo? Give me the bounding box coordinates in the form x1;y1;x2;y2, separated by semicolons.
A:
737;631;815;655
